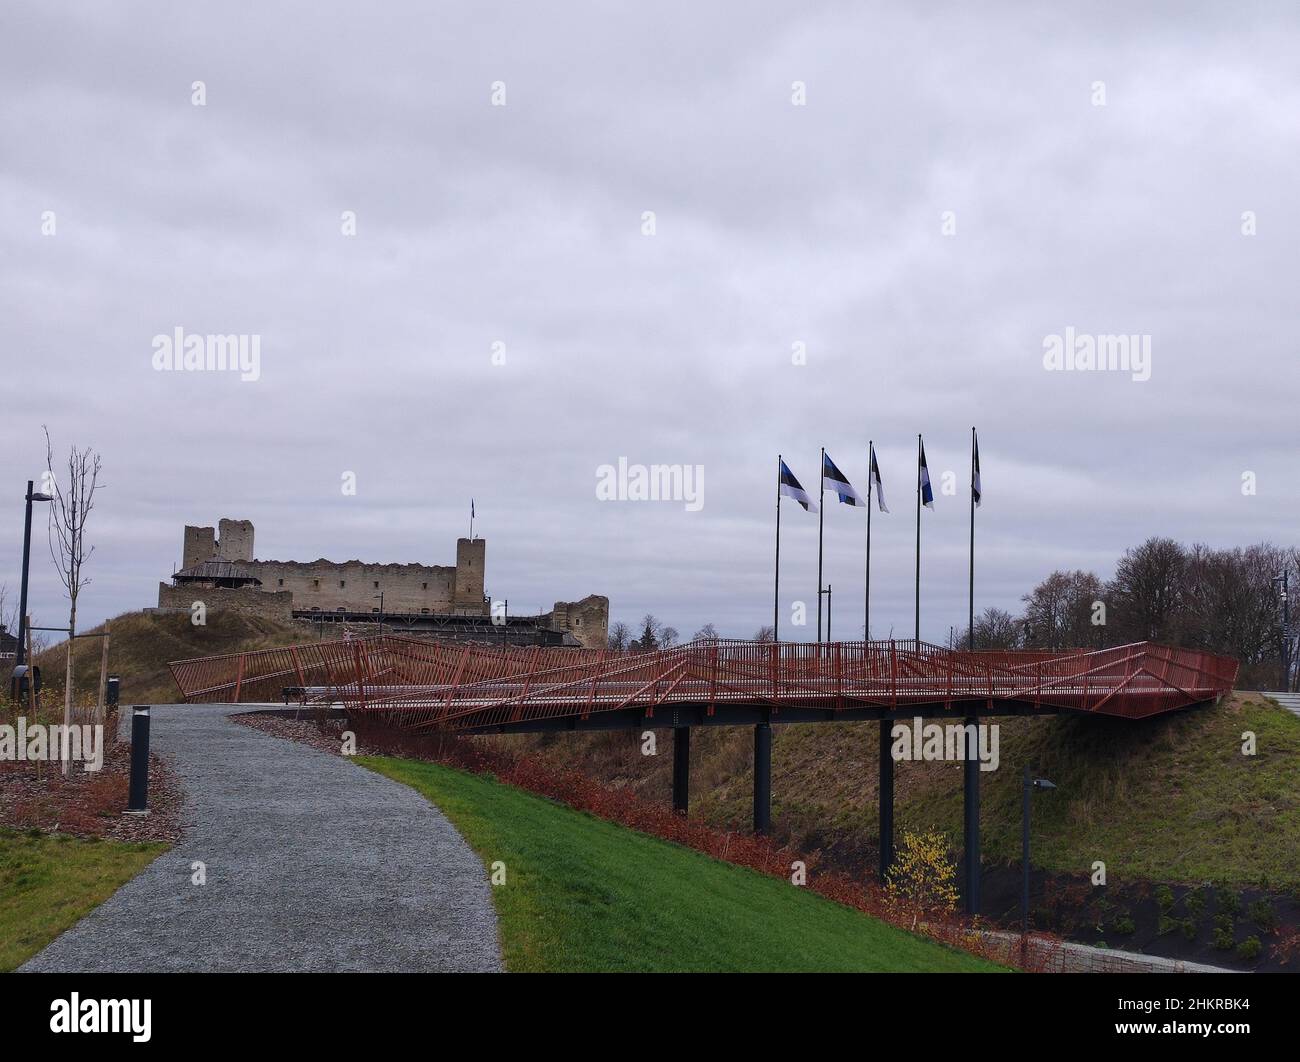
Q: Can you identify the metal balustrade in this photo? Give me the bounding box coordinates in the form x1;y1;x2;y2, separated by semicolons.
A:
169;636;1239;728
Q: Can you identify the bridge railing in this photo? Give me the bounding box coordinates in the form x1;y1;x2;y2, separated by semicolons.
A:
169;636;1239;725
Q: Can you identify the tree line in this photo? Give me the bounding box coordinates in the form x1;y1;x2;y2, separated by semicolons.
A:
964;536;1297;689
607;616;775;652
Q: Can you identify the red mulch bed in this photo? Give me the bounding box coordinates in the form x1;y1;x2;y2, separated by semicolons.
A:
232;711;1058;970
0;715;182;844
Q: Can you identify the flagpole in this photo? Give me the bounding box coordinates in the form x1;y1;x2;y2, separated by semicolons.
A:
865;442;873;642
774;454;782;641
968;427;976;651
914;434;921;643
816;446;825;643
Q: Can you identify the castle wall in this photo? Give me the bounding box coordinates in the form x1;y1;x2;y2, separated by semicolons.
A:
548;595;609;649
157;582;294;622
246;560;469;614
166;520;592;629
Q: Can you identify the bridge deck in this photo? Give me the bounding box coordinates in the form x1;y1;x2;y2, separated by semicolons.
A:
169;636;1239;730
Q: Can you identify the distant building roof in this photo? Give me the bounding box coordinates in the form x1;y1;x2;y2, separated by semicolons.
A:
173;561;262;585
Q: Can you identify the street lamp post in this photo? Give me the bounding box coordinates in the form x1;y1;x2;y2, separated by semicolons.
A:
1274;573;1290;691
16;480;54;668
1021;764;1056;942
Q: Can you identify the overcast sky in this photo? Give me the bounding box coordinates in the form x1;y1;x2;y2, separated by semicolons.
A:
2;1;1298;645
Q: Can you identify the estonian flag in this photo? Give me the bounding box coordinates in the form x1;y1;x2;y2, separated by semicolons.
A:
779;460;818;512
919;441;934;509
869;443;889;513
822;451;865;507
972;431;982;508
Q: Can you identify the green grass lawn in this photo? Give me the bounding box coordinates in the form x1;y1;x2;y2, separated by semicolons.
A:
360;755;1001;973
0;829;167;971
906;694;1300;887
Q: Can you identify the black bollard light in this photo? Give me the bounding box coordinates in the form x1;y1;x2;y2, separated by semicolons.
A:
126;706;150;815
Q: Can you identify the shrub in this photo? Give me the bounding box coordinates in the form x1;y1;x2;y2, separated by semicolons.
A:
1216;887;1242;916
1154;885;1175;912
1236;936;1262;961
1180;918;1198;942
1247;899;1276;932
884;829;960;933
1213;927;1235;951
1157;914;1177;936
1184;889;1207;919
1111;915;1136;936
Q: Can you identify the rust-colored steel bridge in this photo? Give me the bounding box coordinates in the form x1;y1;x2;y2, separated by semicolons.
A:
168;636;1237;910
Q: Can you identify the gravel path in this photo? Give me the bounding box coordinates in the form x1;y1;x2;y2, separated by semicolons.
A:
22;705;502;972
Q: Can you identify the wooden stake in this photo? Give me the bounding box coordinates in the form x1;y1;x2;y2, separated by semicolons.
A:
97;626;111;727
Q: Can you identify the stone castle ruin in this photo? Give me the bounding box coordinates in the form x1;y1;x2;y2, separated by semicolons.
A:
158;517;608;648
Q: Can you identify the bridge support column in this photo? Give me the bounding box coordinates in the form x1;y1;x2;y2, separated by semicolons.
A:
672;726;690;815
963;714;981;915
752;721;771;835
878;718;894;883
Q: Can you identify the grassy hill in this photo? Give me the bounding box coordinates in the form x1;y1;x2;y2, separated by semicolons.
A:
362;755;1002;972
503;692;1300;890
32;609;306;706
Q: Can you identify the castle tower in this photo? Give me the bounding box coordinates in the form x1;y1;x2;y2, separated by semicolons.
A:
453;537;486;614
182;526;216;569
217;518;255;562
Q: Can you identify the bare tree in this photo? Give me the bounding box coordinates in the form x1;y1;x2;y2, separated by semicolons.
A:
1108;536;1187;643
44;428;103;773
956;607;1022;650
692;623;720;642
629;614;678;650
751;624;776;643
1022;569;1104;649
607;620;631;651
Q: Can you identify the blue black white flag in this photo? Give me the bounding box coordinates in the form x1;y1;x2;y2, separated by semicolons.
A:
971;431;981;508
919;441;934;508
779;460;818;512
822;452;865;507
869;443;889;513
